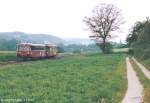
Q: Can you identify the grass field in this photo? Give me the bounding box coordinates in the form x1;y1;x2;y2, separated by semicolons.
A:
0;53;127;103
130;59;150;103
0;52;17;62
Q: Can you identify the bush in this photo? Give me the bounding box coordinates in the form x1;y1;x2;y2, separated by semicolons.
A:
97;42;113;54
105;42;113;53
73;49;81;54
127;48;134;55
132;42;150;60
127;19;150;60
57;46;65;53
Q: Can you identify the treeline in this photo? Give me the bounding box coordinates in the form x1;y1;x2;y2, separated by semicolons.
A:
0;39;20;51
58;42;127;54
127;18;150;60
57;44;100;53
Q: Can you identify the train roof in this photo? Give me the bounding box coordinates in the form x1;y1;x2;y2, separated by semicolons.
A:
17;43;57;47
45;44;57;47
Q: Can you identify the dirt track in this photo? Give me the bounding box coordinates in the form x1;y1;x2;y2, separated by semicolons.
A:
132;57;150;79
0;61;26;66
0;55;63;66
122;57;143;103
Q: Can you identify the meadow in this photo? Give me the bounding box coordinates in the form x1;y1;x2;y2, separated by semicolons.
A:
0;51;17;62
0;53;127;103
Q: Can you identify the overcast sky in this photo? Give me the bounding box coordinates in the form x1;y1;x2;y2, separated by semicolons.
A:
0;0;150;42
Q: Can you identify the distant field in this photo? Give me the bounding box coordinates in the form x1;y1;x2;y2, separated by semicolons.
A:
0;51;16;53
113;48;129;53
0;53;127;103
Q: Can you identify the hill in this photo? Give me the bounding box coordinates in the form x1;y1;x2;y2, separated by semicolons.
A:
64;38;94;45
0;32;65;44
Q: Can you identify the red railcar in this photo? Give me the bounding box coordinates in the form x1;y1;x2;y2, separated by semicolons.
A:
17;43;58;59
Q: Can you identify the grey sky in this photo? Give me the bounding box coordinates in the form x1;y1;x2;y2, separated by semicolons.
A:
0;0;149;42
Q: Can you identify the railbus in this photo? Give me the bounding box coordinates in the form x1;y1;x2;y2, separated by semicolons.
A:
17;43;58;59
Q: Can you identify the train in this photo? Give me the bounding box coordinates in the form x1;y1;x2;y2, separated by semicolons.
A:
17;43;58;59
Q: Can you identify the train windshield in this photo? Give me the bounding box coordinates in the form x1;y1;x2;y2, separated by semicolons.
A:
18;46;30;51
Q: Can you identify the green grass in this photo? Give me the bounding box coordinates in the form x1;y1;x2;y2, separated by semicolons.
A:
0;52;17;62
141;59;150;71
130;59;150;103
0;53;127;103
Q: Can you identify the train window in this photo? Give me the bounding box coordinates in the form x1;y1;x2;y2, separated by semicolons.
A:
18;46;30;51
45;46;49;51
31;46;45;50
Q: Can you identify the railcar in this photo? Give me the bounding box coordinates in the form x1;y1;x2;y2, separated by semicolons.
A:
17;43;58;59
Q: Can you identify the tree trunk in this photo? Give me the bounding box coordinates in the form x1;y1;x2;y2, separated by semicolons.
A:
102;38;106;53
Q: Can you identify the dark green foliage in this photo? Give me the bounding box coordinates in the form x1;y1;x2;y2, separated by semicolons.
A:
127;48;134;55
132;43;150;60
72;49;81;54
112;43;128;48
97;42;113;54
58;44;100;54
57;44;66;53
126;21;145;46
0;39;20;51
127;18;150;60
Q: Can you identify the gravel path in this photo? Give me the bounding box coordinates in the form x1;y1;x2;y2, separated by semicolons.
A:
132;57;150;79
122;57;143;103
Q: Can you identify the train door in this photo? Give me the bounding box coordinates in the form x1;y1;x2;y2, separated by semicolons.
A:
45;46;53;57
45;46;49;57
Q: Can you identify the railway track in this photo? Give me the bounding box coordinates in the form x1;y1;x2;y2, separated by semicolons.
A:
0;53;73;66
0;55;64;66
0;61;26;65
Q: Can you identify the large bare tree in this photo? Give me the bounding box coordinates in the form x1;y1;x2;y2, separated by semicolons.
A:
83;4;123;53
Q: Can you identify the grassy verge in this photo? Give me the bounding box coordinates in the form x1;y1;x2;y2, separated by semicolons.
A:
141;59;150;71
0;53;127;103
130;59;150;103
